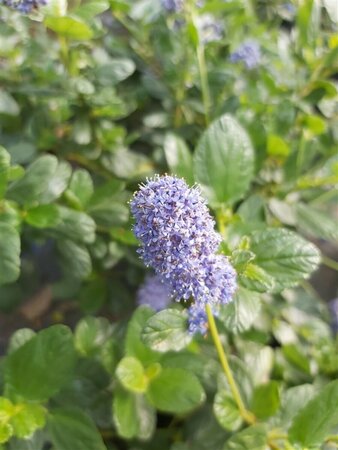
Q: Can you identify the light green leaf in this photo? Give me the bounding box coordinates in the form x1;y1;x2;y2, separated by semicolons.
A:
10;403;46;439
224;424;267;450
25;205;60;228
194;114;254;205
277;384;316;428
113;388;155;440
267;134;290;158
74;316;111;356
125;306;160;366
8;329;36;354
164;134;194;185
0;223;20;286
296;203;338;242
0;90;19;116
116;357;148;393
141;309;192;352
289;380;338;446
39;161;72;204
0;423;13;444
250;228;320;291
48;408;107;450
67;169;94;209
73;0;109;19
239;263;275;293
220;287;261;334
213;391;242;431
44;16;93;40
95;59;136;85
5;325;76;401
147;368;205;414
0;146;10;199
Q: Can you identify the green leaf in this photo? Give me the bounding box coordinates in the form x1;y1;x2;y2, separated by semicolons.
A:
250;228;320;291
0;146;10;199
25;204;60;228
113;388;156;440
10;403;46;439
250;381;280;419
74;316;111;357
116;357;148;393
57;240;92;279
89;202;129;228
141;309;192;352
73;0;109;19
5;325;76;401
213;391;242;431
296;203;338;242
8;329;36;354
125;306;160;366
0;423;13;444
67;169;94;209
267;134;290;158
147;368;205;414
78;279;107;314
219;287;261;334
44;16;93;40
7;155;58;205
95;59;136;85
0;223;20;285
224;424;267;450
239;263;275;293
39;161;72;204
282;344;311;374
194;114;254;205
53;206;96;244
163;134;194;185
48;408;107;450
0;90;19;116
289;380;338;446
277;384;316;428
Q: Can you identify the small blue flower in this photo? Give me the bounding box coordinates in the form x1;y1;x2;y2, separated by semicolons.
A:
161;0;183;13
230;40;261;69
188;302;208;335
196;14;223;44
1;0;47;13
137;274;172;311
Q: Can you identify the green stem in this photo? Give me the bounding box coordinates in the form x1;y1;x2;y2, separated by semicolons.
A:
196;43;211;125
322;255;338;272
205;304;255;424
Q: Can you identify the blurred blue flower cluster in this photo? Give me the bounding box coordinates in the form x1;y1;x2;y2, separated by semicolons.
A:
230;40;261;69
161;0;183;13
131;175;237;334
1;0;46;13
137;274;172;311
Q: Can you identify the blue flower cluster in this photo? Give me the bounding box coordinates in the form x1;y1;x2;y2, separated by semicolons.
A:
137;274;172;311
230;40;261;69
1;0;46;13
131;175;237;334
161;0;183;13
196;14;223;44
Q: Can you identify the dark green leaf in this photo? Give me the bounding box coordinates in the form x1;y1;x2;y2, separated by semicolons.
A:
53;206;96;244
250;381;280;419
147;368;205;414
48;408;107;450
25;205;60;228
67;169;94;209
5;325;76;401
57;240;92;279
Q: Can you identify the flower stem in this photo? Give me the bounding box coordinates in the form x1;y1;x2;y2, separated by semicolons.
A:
205;304;255;424
196;43;211;125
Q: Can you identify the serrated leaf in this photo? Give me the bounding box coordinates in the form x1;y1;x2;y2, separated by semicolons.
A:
194;114;254;205
289;380;338;446
0;223;20;285
250;228;320;291
147;368;205;414
224;424;267;450
48;408;107;450
213;391;242;431
141;309;192;352
5;325;76;401
220;287;261;334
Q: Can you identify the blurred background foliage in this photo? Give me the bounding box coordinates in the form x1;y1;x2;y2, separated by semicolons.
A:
0;0;337;448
